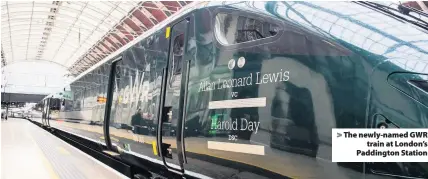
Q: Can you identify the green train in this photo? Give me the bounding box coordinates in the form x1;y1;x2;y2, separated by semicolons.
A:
35;1;428;179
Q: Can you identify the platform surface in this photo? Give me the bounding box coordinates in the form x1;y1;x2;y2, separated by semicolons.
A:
1;118;128;179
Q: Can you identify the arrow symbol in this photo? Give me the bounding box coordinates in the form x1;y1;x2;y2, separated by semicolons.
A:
337;133;342;138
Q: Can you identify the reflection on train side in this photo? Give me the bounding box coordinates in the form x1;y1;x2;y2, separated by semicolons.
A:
270;81;318;158
42;1;428;179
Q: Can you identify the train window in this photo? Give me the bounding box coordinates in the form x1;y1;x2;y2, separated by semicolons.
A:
173;34;184;56
214;13;279;45
389;73;428;108
408;80;428;93
171;34;184;79
408;79;428;107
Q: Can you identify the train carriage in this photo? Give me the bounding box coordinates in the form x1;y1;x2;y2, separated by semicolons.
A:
38;1;428;179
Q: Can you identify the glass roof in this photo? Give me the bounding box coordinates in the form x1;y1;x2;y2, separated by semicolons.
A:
1;1;193;94
1;1;192;76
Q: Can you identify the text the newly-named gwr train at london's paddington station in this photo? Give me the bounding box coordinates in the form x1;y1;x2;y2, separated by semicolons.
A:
198;69;290;92
344;131;428;139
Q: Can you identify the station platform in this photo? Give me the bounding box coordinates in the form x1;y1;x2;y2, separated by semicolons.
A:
1;118;128;179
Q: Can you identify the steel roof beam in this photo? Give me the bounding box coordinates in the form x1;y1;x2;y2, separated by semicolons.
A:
150;1;171;18
5;2;14;63
25;2;35;60
136;3;158;25
65;2;137;71
115;2;148;32
49;2;87;62
61;2;120;66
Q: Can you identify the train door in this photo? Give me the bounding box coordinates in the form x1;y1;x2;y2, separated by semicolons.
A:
157;18;190;173
365;60;428;178
42;98;49;126
48;98;51;126
46;98;52;127
41;99;46;125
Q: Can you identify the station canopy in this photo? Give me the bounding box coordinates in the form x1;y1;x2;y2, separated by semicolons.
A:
1;1;193;77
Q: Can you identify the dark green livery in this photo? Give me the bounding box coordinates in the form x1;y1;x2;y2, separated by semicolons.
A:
37;1;428;179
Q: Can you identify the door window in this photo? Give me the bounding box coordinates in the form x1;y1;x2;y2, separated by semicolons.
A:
169;34;185;88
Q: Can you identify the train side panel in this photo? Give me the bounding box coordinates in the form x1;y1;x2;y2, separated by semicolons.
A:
52;62;113;143
181;1;428;179
38;1;428;179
